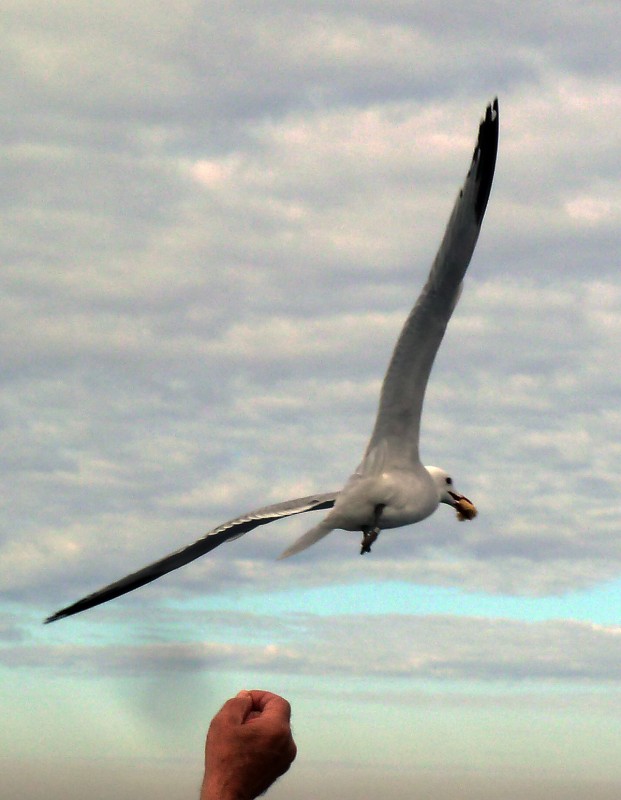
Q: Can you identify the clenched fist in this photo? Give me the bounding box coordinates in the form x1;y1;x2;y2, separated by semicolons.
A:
201;690;297;800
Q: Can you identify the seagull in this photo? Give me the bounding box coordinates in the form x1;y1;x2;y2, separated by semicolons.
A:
45;99;498;623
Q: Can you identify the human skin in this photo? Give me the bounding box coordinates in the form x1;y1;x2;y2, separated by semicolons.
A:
201;690;297;800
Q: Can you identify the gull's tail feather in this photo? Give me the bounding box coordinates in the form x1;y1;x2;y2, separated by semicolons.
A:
277;521;334;560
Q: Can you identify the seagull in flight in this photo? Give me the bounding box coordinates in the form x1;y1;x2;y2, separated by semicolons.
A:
46;99;499;623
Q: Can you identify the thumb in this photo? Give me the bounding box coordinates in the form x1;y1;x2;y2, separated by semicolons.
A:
216;691;253;726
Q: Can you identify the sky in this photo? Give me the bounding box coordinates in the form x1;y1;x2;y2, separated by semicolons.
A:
2;2;621;798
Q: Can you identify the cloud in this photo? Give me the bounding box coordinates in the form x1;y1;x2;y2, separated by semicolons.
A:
6;612;621;684
5;9;621;800
2;2;621;621
0;616;25;643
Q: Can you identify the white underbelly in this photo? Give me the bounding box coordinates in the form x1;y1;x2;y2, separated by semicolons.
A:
328;469;438;531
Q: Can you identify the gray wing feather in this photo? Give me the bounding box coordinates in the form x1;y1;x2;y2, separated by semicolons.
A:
45;492;337;623
363;99;499;470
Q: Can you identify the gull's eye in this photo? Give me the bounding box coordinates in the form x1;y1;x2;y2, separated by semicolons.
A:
445;477;453;485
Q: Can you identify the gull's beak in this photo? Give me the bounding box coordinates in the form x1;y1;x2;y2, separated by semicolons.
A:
448;491;477;521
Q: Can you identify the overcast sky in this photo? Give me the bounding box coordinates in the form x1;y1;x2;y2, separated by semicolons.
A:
2;2;621;799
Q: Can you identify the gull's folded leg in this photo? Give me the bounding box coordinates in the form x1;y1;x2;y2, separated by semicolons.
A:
360;504;385;555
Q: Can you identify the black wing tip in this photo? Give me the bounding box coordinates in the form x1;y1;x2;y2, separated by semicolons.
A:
42;493;339;624
473;97;499;224
45;602;85;623
44;611;64;624
44;591;116;623
481;97;499;132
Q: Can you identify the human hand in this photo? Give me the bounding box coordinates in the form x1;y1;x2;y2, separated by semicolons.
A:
201;690;297;800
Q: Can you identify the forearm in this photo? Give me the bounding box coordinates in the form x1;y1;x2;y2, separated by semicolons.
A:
201;775;243;800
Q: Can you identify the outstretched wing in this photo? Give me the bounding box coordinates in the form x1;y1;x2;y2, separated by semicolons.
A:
45;492;337;623
362;99;499;471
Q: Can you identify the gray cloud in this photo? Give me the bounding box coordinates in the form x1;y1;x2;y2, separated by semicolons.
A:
5;9;621;800
7;613;621;684
2;3;621;613
0;615;25;643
